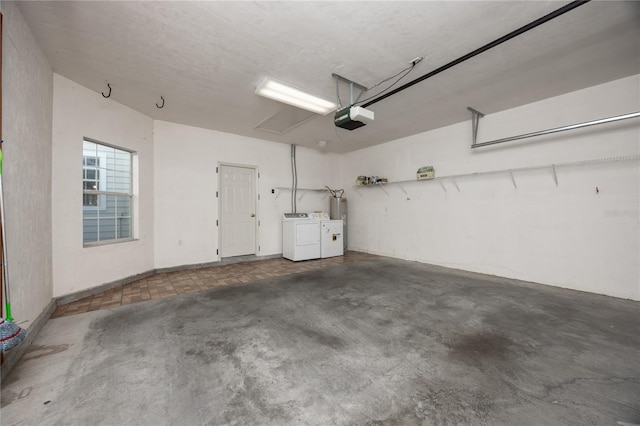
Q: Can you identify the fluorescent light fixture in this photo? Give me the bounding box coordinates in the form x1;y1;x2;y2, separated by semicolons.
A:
255;78;337;115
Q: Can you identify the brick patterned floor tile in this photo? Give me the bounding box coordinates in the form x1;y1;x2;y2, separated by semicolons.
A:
53;251;379;318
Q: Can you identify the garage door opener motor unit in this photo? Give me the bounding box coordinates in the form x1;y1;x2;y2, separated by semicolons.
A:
334;106;374;130
332;73;374;131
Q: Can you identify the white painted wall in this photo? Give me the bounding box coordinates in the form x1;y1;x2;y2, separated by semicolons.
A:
341;75;640;301
51;75;154;297
10;15;635;304
1;2;54;326
153;121;341;269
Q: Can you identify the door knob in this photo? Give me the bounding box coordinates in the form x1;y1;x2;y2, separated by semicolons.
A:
251;214;255;217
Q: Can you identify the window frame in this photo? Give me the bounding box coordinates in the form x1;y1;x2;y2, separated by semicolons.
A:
82;137;136;247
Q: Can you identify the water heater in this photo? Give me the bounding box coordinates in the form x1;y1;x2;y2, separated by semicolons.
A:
329;197;347;251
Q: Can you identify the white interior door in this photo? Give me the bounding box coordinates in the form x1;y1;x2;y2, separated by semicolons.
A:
220;165;256;258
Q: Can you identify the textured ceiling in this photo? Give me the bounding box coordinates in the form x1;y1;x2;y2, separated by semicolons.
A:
17;1;640;153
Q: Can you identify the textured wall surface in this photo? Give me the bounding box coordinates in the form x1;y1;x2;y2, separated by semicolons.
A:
1;2;54;325
341;75;640;300
6;2;637;304
51;74;154;297
153;121;341;269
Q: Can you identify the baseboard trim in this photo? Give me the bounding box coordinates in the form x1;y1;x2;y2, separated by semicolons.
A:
1;299;57;380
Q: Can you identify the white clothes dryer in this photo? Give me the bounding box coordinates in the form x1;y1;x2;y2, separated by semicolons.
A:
282;213;321;261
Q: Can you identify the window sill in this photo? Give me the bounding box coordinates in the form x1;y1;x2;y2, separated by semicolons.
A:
83;238;137;248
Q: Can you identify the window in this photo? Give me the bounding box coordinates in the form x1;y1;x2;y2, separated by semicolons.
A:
82;139;134;245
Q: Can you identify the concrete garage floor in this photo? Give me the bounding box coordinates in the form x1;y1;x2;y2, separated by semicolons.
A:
2;257;639;425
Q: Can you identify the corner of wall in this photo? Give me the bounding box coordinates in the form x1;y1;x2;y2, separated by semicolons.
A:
2;1;55;328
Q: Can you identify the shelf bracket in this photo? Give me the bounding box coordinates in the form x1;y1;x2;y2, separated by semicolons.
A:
440;181;447;193
397;183;407;196
508;170;517;189
471;111;640;149
551;164;558;186
467;107;485;147
376;182;388;195
452;178;460;192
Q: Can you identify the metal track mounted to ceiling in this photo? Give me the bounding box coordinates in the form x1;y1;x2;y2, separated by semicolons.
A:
360;0;592;109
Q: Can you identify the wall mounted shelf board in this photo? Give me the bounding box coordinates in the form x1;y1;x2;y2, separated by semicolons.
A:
353;155;639;196
274;187;329;201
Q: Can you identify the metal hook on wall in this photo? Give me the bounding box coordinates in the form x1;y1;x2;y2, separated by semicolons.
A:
156;96;165;109
102;83;111;98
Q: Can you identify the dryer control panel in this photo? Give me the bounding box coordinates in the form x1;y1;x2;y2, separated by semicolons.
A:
283;213;309;219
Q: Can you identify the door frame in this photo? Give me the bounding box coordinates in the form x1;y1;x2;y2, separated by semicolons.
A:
217;162;260;260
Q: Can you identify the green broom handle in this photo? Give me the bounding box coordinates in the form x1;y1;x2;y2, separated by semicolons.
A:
0;146;11;321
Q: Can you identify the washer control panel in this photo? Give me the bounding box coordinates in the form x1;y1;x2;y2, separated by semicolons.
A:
308;212;328;220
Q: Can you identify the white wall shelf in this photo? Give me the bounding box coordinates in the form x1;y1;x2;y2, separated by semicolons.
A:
353;155;640;196
273;187;329;201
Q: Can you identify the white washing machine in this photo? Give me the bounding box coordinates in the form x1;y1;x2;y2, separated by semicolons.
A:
282;213;321;261
320;212;344;258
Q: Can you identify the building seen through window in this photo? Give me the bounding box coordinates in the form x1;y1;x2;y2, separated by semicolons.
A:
82;139;134;245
